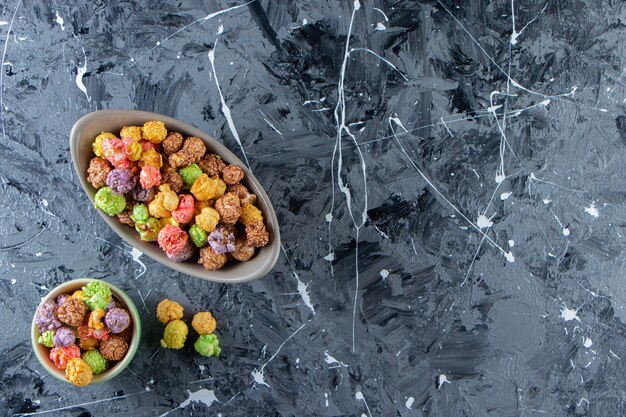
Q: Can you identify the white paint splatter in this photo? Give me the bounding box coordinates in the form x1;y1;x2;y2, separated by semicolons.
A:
405;397;414;409
35;252;42;256
583;337;592;348
438;374;450;388
217;24;224;34
324;393;329;407
324;253;335;261
380;269;389;279
160;389;219;416
11;279;16;284
302;18;308;25
42;199;48;207
324;350;348;368
198;365;205;373
55;11;65;30
500;192;512;200
251;324;306;388
131;247;146;279
296;278;315;315
295;358;300;364
543;199;551;204
476;214;494;229
560;306;581;322
505;251;515;263
585;202;599;218
75;51;90;102
562;227;570;236
0;21;7;26
508;240;515;247
375;22;386;31
208;45;250;168
372;7;389;21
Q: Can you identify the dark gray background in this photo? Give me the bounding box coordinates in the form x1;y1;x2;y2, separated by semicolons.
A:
1;0;625;416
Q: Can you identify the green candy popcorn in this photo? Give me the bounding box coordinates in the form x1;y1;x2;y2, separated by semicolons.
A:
131;203;149;223
194;334;221;357
38;330;55;348
94;186;126;216
82;349;108;374
82;281;112;311
188;224;208;248
179;164;203;189
135;217;161;242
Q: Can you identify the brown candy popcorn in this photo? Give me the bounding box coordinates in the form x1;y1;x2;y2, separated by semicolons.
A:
198;246;227;271
163;171;183;194
117;211;135;227
100;335;128;361
87;157;112;189
214;192;241;225
57;298;88;327
163;132;183;155
198;154;225;177
246;221;269;248
169;137;206;169
221;165;244;185
228;184;257;205
232;238;255;261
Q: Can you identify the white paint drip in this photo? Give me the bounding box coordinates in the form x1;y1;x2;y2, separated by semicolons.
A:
583;337;592;348
380;269;389;279
131;247;146;279
405;397;415;409
324;253;335;261
302;18;308;25
0;21;7;25
208;45;250;168
438;374;450;388
508;240;515;247
55;11;65;30
375;22;386;31
35;252;42;256
562;227;570;236
217;24;224;34
324;393;329;407
500;192;512;200
476;214;494;229
251;324;306;388
560;306;581;322
355;391;373;417
282;245;315;315
258;109;283;138
324;350;348;368
160;389;218;416
543;199;551;204
585;202;599;218
11;278;16;284
372;7;389;21
505;251;515;262
75;50;90;102
295;358;300;364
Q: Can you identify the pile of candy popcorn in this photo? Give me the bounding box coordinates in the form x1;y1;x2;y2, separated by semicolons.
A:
86;121;270;270
34;281;132;386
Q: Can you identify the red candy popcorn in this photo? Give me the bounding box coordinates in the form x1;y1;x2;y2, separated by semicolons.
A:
140;165;162;189
171;194;195;224
157;225;189;255
49;345;81;370
78;325;110;341
102;138;131;169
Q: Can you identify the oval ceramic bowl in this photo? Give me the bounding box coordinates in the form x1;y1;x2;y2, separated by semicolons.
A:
70;110;280;283
31;278;141;385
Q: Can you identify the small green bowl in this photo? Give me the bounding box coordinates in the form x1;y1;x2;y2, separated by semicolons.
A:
31;278;141;385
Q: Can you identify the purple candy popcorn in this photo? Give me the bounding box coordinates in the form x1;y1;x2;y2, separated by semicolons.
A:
53;327;76;347
56;294;70;307
35;300;62;333
131;183;155;202
106;168;136;195
105;308;131;333
166;239;194;262
208;226;236;254
105;299;118;311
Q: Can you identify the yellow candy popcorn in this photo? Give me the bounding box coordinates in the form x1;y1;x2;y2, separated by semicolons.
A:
139;148;163;169
65;358;93;387
142;121;168;144
160;216;180;228
191;311;216;334
88;308;105;330
160;319;188;349
190;174;226;201
119;126;143;141
92;132;116;158
240;203;263;225
126;139;142;161
156;299;184;324
148;193;170;218
159;184;179;211
194;200;211;216
195;207;220;232
72;290;84;300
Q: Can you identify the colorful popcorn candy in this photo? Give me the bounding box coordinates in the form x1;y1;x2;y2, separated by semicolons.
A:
208;226;236;254
190;174;226;201
82;281;112;311
139;165;162;189
231;238;255;261
191;312;216;334
214;192;241;224
87;157;112;189
120;126;143;141
38;330;55;348
88;308;106;330
156;299;183;324
179;164;203;189
160;319;188;349
194;334;221;357
240;203;263;225
188;224;208;248
94;186;126;216
35;300;63;332
50;345;81;370
82;349;108;374
100;335;128;361
142;120;167;144
122;137;142;161
106;168;136;195
198;246;227;271
135;217;161;241
57;298;88;327
195;207;220;232
171;194;194;224
221;165;244;185
65;358;93;387
93;132;117;158
105;308;130;333
53;327;76;347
